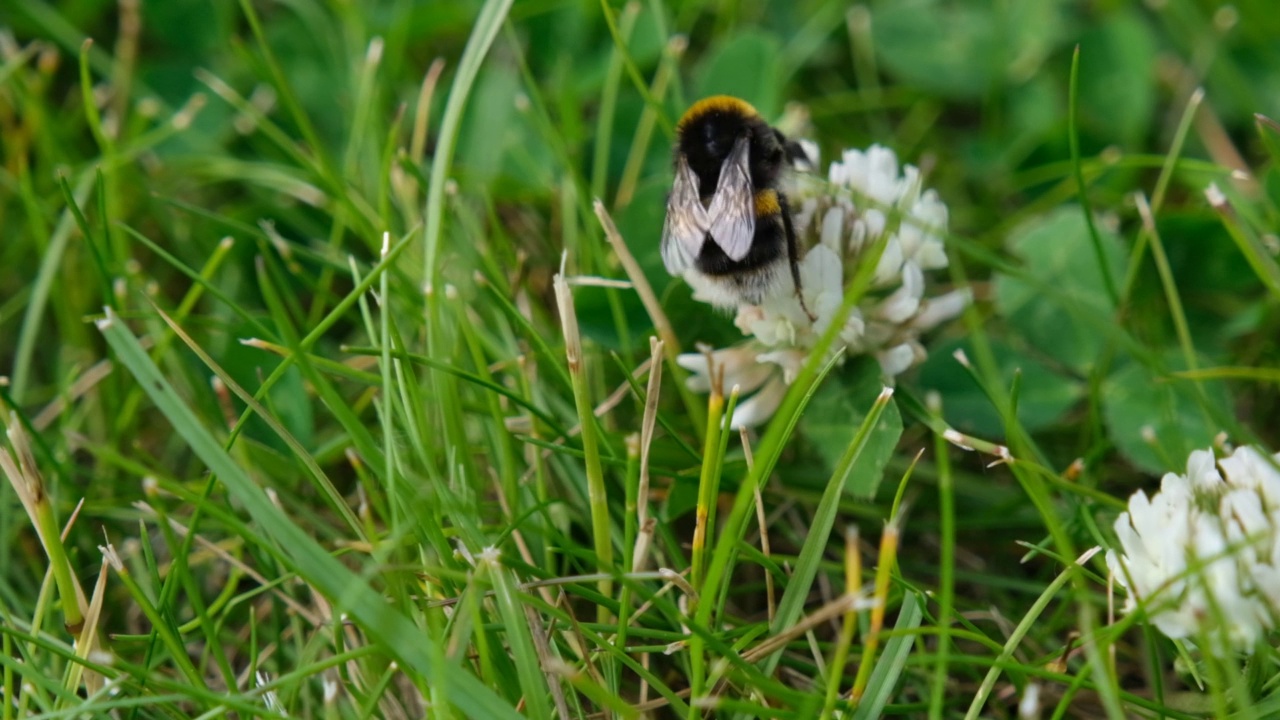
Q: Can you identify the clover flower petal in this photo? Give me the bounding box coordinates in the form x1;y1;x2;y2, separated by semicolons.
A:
1108;445;1280;652
676;345;774;397
729;376;788;430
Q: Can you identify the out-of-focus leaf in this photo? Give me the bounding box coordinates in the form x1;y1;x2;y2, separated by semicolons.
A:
574;284;652;351
1102;352;1235;475
1010;74;1063;140
568;9;668;97
1077;9;1157;146
873;0;1068;99
993;206;1125;374
1257;114;1280;163
917;338;1085;438
456;67;522;186
1264;167;1280;211
1159;214;1258;296
872;1;999;99
665;465;701;521
1157;213;1264;346
1003;0;1069;84
613;181;668;284
694;32;782;117
800;357;902;498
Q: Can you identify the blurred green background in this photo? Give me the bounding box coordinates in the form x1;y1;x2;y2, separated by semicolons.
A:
4;0;1280;714
6;0;1278;471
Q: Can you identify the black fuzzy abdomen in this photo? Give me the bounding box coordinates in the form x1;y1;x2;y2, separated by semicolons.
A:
695;213;787;277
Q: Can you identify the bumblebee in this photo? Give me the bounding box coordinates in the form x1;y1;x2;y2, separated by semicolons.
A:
661;95;812;311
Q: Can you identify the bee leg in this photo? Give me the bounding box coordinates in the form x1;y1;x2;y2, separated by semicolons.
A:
777;192;816;322
773;128;814;168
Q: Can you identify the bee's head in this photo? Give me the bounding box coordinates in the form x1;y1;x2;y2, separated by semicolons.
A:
694;111;746;157
676;96;759;180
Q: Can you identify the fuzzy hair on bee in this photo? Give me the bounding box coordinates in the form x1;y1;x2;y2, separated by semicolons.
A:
661;95;813;312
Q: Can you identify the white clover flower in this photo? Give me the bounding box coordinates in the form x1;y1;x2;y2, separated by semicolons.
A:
1106;445;1280;652
677;343;796;429
794;145;951;283
676;143;968;429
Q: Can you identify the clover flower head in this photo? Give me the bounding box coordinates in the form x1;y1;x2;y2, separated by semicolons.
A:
1106;445;1280;652
677;142;968;428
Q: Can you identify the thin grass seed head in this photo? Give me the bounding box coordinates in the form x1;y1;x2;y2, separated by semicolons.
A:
1107;445;1280;652
675;141;969;428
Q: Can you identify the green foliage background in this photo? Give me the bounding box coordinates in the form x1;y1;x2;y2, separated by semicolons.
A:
2;0;1280;717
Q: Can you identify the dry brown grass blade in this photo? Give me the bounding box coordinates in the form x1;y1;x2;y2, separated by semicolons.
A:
556;588;611;708
633;336;663;573
0;445;38;525
0;411;114;697
741;593;864;664
410;57;446;165
32;357;115;431
139;504;323;625
524;603;573;719
554;258;614;613
701;592;870;704
851;510;904;702
69;554;111;694
2;412;88;632
594;199;680;358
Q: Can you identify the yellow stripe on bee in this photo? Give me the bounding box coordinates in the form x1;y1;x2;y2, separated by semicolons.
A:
678;95;758;130
754;189;780;217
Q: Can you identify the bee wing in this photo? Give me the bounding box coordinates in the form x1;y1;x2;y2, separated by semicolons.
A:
661;154;710;274
706;135;756;262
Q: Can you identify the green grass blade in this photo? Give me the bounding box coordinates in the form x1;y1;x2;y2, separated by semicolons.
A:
760;387;898;675
1068;45;1120;307
95;307;521;718
10;173;94;403
850;592;924;720
423;0;514;283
